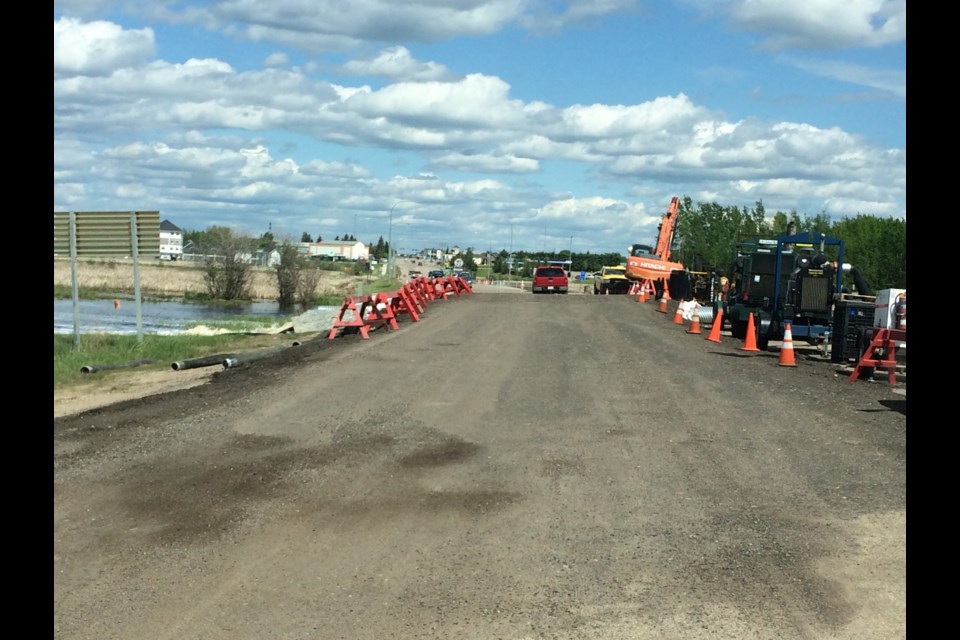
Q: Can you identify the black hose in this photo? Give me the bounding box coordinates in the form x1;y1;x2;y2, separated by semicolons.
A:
80;359;158;374
850;267;872;296
171;354;236;371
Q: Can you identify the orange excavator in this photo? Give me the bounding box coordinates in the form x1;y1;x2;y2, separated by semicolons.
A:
625;196;685;296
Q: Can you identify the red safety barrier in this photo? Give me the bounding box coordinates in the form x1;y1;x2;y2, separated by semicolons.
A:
388;287;421;322
406;281;429;311
327;293;396;339
411;277;432;302
454;275;473;294
849;328;906;384
439;275;473;298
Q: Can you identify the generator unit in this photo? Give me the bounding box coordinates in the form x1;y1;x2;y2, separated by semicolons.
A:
726;231;855;351
831;299;876;363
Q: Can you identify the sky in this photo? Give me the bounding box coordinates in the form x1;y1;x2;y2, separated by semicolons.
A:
53;0;906;256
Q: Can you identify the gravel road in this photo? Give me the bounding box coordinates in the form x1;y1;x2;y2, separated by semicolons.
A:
53;288;906;640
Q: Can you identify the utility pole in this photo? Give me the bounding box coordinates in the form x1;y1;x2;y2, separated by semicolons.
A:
509;224;514;278
388;200;413;279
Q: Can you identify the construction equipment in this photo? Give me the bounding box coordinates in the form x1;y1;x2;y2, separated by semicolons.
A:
625;196;685;296
593;265;631;295
725;230;872;352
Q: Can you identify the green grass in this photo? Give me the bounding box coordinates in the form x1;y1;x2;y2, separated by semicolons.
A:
54;332;299;388
54;274;404;390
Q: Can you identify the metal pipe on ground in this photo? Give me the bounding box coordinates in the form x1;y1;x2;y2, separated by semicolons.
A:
222;345;291;369
80;359;158;374
171;354;236;371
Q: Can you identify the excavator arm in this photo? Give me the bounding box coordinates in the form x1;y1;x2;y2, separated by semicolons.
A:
625;196;685;281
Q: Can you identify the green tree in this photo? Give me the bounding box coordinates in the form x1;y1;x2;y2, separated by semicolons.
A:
830;215;906;290
301;232;313;242
201;234;255;300
184;225;235;255
258;231;276;252
275;244;302;312
461;248;476;272
370;236;387;262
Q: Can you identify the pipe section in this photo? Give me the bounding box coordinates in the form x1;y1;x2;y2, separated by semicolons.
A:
171;354;235;371
80;359;158;374
222;346;289;369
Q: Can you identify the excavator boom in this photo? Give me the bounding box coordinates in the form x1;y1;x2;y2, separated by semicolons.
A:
625;196;684;281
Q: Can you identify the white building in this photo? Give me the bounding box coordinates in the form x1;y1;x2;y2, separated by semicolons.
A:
307;240;370;261
159;219;183;260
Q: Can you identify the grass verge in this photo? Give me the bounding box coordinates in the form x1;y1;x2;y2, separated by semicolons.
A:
54;332;304;389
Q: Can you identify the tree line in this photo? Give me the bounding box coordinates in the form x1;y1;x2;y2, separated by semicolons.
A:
486;198;905;290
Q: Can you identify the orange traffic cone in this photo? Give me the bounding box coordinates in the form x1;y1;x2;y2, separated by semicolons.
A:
673;300;685;324
740;313;761;352
657;296;668;313
687;313;701;334
779;322;797;367
637;288;646;302
706;308;723;343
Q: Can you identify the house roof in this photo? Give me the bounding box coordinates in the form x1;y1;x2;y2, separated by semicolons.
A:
160;219;181;231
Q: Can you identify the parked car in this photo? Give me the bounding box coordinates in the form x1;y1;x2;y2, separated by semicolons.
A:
427;270;445;279
532;266;569;294
456;271;476;284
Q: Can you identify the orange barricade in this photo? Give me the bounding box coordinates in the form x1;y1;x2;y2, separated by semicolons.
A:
372;292;399;331
389;287;421;322
327;294;395;340
454;275;473;294
419;277;438;301
849;328;905;384
406;282;428;312
440;276;461;298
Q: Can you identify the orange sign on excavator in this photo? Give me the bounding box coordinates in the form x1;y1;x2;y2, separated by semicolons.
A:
625;196;685;287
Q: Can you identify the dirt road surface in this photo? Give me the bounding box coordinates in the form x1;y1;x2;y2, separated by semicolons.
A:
53;290;906;640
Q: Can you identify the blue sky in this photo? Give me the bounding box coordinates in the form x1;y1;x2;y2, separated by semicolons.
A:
53;1;906;255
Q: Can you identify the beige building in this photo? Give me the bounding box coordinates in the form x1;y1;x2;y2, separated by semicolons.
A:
307;240;369;261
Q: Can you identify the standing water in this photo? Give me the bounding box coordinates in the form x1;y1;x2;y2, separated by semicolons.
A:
53;298;294;335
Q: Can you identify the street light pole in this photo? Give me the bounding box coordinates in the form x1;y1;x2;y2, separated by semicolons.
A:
388;200;413;279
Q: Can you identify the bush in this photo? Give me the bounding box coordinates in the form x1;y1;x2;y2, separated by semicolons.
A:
202;237;254;300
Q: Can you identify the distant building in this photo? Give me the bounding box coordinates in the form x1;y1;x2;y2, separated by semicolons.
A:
307;240;369;261
159;219;183;260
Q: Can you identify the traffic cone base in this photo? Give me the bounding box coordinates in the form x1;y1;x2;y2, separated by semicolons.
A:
740;313;761;352
706;308;723;343
687;314;701;334
779;322;797;367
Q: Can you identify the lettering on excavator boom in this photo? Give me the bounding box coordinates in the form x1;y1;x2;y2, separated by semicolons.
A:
625;196;685;283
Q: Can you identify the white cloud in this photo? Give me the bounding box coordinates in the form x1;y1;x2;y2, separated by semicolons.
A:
54;17;155;76
341;46;450;81
781;56;905;99
722;0;906;50
205;0;529;53
264;52;290;68
52;10;905;251
431;152;540;173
